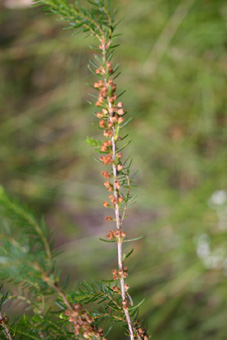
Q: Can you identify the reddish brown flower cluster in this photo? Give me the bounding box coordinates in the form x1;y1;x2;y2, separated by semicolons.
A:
65;304;107;339
0;315;9;325
112;267;128;281
112;283;129;294
106;229;126;240
101;171;110;179
94;72;118;107
98;39;110;51
134;321;149;340
93;60;127;226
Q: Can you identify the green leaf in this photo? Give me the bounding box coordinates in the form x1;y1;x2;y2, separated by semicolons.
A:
120;117;132;129
129;298;145;311
86;136;102;147
122;248;134;262
117;89;126;99
123;235;144;243
99;238;116;243
117;140;132;153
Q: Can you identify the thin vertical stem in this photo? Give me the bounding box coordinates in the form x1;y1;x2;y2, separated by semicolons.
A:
101;43;135;340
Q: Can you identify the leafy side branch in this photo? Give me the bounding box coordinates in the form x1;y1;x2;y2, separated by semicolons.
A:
33;0;118;40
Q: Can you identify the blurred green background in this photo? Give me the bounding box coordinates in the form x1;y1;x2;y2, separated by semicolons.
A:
0;0;227;339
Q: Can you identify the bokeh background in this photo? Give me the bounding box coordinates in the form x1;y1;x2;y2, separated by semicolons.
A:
1;0;227;339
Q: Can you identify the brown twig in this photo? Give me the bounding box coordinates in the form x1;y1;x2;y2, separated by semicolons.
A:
0;312;13;340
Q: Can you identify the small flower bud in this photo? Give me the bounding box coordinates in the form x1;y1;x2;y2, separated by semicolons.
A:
101;171;110;178
101;86;108;97
105;216;113;221
3;316;9;323
125;283;129;291
74;327;80;335
117;102;123;107
104;181;111;188
112;285;119;292
109;107;115;114
121;231;126;238
108;121;113;128
103;201;109;208
118;108;125;115
118;196;124;203
83;331;90;339
98;95;104;103
118;117;124;124
123;272;128;278
117;164;123;171
117;152;122;159
86;316;93;323
109;94;117;103
122;300;127;307
99;119;106;128
112;198;118;205
73;303;82;310
138;328;144;335
112;269;118;280
94;331;100;337
114;180;121;190
102;108;108;114
99;327;104;336
106;61;112;67
96;112;103;118
103;130;108;137
115;230;121;238
112;115;118;122
101;145;107;152
106;230;114;239
112;84;117;92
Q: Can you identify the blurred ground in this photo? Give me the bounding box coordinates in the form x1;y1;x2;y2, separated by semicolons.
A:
0;0;227;339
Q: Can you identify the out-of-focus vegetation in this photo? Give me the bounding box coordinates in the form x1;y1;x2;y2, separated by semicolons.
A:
0;0;227;339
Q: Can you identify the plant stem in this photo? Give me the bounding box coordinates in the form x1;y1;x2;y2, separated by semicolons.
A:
0;312;13;340
102;43;135;340
42;275;73;311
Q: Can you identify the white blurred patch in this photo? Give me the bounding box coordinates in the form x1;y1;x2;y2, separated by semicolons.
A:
196;234;226;271
209;190;227;206
196;234;210;259
4;0;33;8
208;190;227;230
